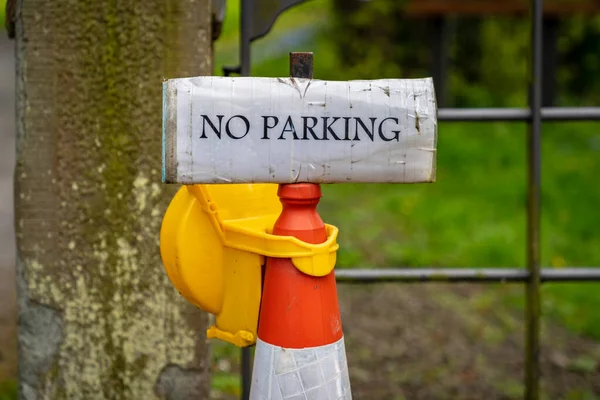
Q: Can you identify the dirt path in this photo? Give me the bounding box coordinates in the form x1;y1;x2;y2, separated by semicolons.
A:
339;283;600;399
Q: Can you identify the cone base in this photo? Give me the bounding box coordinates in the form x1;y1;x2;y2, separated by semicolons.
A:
250;336;352;400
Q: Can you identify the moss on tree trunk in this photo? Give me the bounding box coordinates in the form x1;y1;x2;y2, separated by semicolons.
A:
15;0;212;398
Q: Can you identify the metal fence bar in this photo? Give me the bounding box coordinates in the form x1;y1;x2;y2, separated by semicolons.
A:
438;107;600;121
525;0;543;398
335;268;600;283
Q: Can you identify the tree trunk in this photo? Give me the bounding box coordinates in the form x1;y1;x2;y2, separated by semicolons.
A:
14;0;213;398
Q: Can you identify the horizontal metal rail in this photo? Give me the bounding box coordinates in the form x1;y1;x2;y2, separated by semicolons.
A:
438;107;600;122
335;268;600;283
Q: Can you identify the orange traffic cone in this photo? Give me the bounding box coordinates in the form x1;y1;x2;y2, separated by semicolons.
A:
250;183;352;399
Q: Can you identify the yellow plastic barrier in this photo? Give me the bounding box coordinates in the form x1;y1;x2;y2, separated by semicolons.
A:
159;184;339;347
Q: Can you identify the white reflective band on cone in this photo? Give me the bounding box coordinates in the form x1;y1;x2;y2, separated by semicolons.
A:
250;337;352;400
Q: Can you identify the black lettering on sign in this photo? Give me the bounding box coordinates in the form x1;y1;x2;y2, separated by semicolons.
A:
262;116;279;139
278;116;300;140
200;115;224;138
342;117;351;140
322;117;343;141
197;114;404;142
378;117;400;142
353;117;377;141
302;117;321;140
226;115;250;139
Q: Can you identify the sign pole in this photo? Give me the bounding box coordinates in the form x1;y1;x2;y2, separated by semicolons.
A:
240;0;252;76
239;2;253;392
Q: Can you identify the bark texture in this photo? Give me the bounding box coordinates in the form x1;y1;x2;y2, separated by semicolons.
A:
15;0;213;398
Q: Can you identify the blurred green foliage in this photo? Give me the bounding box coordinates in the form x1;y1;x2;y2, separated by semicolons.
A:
0;0;5;28
212;372;241;398
330;1;600;107
327;0;413;80
0;380;17;400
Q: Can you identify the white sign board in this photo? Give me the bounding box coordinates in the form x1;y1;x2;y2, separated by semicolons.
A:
162;77;437;184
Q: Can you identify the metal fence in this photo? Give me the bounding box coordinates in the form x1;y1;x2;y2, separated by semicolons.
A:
235;0;600;399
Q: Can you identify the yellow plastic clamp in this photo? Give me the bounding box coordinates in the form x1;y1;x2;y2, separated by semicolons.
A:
159;183;339;347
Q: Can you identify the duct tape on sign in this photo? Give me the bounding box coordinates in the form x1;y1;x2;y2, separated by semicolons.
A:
162;76;437;184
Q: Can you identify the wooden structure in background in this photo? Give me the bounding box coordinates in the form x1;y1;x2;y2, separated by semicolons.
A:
406;0;600;15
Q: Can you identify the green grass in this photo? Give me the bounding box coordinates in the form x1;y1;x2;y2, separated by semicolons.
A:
320;121;600;270
210;341;249;397
212;371;241;397
0;0;5;28
0;380;17;400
